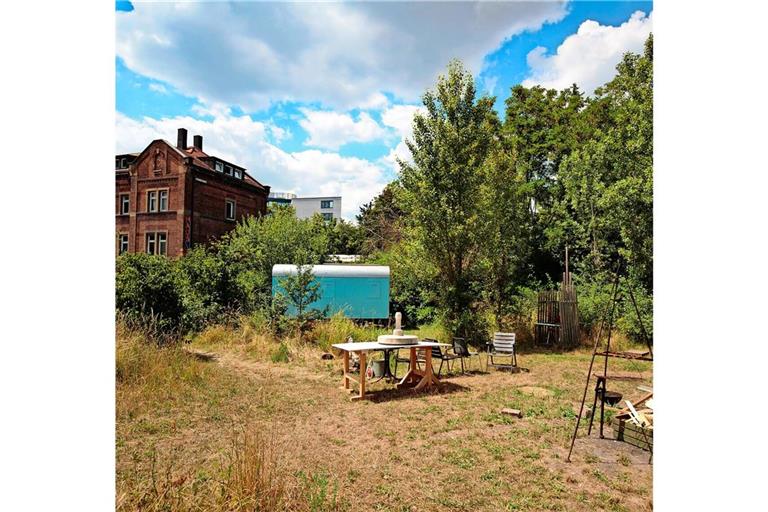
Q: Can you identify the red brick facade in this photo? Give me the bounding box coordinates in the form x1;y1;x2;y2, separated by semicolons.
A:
116;129;269;258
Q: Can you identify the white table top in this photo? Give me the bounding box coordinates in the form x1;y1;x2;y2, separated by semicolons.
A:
331;340;449;352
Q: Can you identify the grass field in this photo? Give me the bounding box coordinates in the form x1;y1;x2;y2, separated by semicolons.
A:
116;322;653;511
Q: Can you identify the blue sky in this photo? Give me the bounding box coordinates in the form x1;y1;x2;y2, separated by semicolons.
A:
116;1;652;220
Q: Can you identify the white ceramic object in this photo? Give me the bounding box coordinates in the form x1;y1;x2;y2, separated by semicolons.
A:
377;312;419;345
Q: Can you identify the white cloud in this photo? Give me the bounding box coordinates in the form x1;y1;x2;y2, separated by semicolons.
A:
523;10;653;95
380;104;426;172
116;110;388;221
148;82;168;94
116;1;568;110
381;104;424;139
299;110;386;150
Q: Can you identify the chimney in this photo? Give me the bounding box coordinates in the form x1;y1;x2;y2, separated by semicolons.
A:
193;135;203;151
177;128;188;149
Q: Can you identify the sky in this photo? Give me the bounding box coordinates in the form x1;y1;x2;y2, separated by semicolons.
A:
116;1;653;221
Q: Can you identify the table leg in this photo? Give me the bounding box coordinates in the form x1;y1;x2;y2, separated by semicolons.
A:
342;351;350;389
415;347;439;390
396;347;423;388
352;351;367;400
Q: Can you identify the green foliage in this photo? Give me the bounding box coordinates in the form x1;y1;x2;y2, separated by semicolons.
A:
558;35;654;289
326;217;364;255
277;263;325;335
308;312;385;351
116;253;186;333
116;40;654;346
368;239;438;327
270;341;290;363
216;206;331;310
356;183;403;255
398;59;499;338
246;294;291;338
116;207;334;337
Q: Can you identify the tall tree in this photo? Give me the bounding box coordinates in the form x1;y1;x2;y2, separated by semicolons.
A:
356;183;403;256
481;142;530;326
503;83;587;281
398;59;498;337
559;34;654;289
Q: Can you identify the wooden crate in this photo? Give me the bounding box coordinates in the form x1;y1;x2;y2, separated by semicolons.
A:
612;417;653;451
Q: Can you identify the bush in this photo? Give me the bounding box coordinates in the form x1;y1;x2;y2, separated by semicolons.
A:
116;253;186;333
369;240;438;327
573;274;653;345
270;342;290;363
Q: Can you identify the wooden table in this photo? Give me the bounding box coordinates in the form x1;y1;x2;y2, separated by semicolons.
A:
331;341;449;401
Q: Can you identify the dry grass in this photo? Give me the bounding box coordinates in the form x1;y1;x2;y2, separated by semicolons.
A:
117;320;653;511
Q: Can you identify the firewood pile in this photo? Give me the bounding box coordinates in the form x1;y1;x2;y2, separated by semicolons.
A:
612;391;653;451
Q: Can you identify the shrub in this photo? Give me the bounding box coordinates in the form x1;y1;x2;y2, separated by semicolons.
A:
116;253;186;333
270;342;290;363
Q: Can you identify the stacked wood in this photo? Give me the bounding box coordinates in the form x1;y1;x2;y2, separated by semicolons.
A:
612;417;653;451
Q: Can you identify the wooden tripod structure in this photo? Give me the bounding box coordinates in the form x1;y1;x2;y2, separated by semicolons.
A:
566;262;653;463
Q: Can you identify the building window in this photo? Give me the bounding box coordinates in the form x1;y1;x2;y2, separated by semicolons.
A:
321;200;334;209
159;190;168;211
224;165;233;176
115;158;121;169
119;194;130;215
147;190;157;212
118;234;129;255
145;232;167;256
322;212;334;221
215;161;223;172
225;199;236;221
233;169;242;179
146;189;168;213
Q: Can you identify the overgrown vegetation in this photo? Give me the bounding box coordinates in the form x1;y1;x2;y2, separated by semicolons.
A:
116;37;653;347
116;319;652;511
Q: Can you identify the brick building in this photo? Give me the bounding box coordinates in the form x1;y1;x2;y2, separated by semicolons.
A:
116;128;270;257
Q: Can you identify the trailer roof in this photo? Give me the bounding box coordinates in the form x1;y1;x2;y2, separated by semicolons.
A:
272;264;390;278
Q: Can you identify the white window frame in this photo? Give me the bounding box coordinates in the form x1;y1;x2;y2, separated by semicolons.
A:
321;200;334;209
158;190;168;212
145;232;167;256
147;190;158;213
321;212;334;221
215;161;224;172
120;194;130;215
233;168;242;179
145;233;156;255
118;234;129;255
225;199;236;221
157;232;167;256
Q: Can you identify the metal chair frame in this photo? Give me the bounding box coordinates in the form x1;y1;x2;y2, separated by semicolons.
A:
486;332;518;370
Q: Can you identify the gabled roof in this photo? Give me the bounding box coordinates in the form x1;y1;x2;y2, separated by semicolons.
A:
117;139;269;192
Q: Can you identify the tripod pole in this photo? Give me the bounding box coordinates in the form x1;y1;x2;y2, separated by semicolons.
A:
627;283;653;359
566;265;622;462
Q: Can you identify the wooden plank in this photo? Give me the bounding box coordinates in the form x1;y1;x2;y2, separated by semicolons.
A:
616;392;653;416
342;351;350;389
501;408;523;418
357;352;366;400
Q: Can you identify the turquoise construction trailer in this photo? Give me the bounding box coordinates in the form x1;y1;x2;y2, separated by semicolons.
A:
271;264;390;319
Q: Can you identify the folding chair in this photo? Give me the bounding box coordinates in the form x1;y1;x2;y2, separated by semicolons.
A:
486;332;517;370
